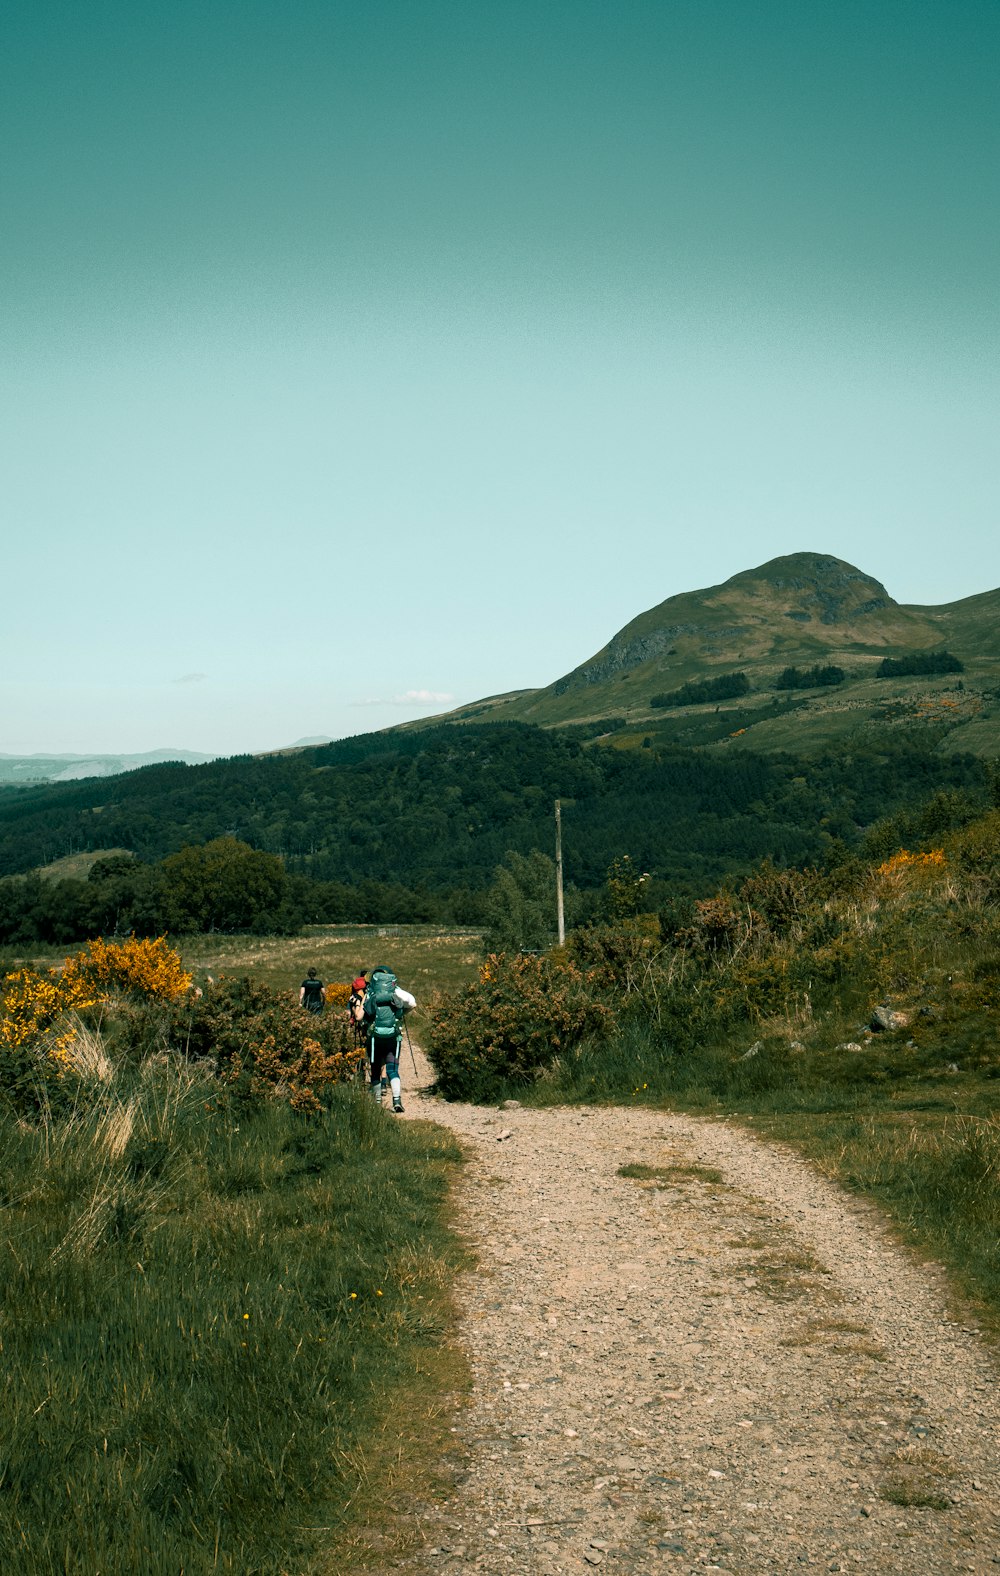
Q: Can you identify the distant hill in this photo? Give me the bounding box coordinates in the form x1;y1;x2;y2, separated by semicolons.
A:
0;750;214;786
0;552;995;908
31;848;134;883
424;552;1000;756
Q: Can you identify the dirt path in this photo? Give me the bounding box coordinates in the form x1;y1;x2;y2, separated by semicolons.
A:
396;1046;1000;1573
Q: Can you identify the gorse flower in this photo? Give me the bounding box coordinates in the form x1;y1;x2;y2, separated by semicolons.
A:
876;849;946;878
61;935;193;1002
1;937;193;1094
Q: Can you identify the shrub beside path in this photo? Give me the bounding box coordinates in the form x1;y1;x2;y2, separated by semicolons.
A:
393;1044;1000;1574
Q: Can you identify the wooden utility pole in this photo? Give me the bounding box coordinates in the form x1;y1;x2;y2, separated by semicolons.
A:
554;798;565;946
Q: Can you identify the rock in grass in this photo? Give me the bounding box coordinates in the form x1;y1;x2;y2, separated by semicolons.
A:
870;1005;909;1032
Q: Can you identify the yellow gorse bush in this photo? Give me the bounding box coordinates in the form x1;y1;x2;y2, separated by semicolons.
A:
219;1028;356;1114
0;969;73;1051
873;848;948;902
1;937;192;1078
876;848;946;878
61;935;193;1001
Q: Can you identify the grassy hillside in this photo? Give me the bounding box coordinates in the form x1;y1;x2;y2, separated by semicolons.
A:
428;553;1000;757
32;847;134;883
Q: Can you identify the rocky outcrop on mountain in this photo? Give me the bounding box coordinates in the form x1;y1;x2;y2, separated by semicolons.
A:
551;626;703;693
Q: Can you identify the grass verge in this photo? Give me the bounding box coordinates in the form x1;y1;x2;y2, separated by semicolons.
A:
0;1070;469;1574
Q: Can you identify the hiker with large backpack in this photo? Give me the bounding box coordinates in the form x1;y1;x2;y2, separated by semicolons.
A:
363;966;415;1113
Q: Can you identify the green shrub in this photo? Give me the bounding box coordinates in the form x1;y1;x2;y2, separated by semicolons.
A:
568;918;661;991
947;809;1000;903
176;974;356;1112
738;860;819;936
428;951;614;1101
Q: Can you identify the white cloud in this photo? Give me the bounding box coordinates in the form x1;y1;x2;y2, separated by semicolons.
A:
393;689;454;706
350;689;454;708
172;672;208;685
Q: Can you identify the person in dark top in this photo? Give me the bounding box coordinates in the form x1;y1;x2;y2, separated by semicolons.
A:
299;968;325;1014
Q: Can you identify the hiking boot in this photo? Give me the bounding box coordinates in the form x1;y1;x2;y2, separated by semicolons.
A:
392;1098;404;1114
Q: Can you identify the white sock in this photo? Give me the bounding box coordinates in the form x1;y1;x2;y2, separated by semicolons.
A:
389;1076;402;1100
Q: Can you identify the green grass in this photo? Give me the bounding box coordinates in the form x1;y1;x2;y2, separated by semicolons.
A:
750;1106;1000;1333
617;1161;724;1186
178;925;481;1037
0;1066;469;1574
33;848;134;883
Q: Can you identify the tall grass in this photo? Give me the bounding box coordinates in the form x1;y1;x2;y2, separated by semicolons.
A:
0;1064;466;1573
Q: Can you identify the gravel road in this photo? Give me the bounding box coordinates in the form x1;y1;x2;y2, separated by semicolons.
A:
395;1049;1000;1574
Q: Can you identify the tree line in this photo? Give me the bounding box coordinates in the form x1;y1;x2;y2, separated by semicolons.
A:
0;722;990;945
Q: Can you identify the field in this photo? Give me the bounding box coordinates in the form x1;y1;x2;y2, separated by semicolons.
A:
177;925;482;1032
4;925;483;1034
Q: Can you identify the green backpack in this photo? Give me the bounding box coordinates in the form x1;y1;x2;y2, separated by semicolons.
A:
365;968;401;1038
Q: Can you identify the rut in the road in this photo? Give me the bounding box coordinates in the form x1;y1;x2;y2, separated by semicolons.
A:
395;1059;1000;1575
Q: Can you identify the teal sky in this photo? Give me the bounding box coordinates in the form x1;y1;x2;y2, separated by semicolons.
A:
3;0;998;754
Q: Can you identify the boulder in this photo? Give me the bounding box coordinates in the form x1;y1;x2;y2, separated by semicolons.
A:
870;1005;909;1032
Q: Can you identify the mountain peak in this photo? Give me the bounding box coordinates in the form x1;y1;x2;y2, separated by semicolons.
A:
723;553;893;624
721;554;894;627
547;551;900;696
424;548;1000;755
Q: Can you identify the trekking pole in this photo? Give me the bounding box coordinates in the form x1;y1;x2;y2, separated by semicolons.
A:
403;1019;418;1076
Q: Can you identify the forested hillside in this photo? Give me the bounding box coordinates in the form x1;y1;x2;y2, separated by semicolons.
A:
0;724;988;908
